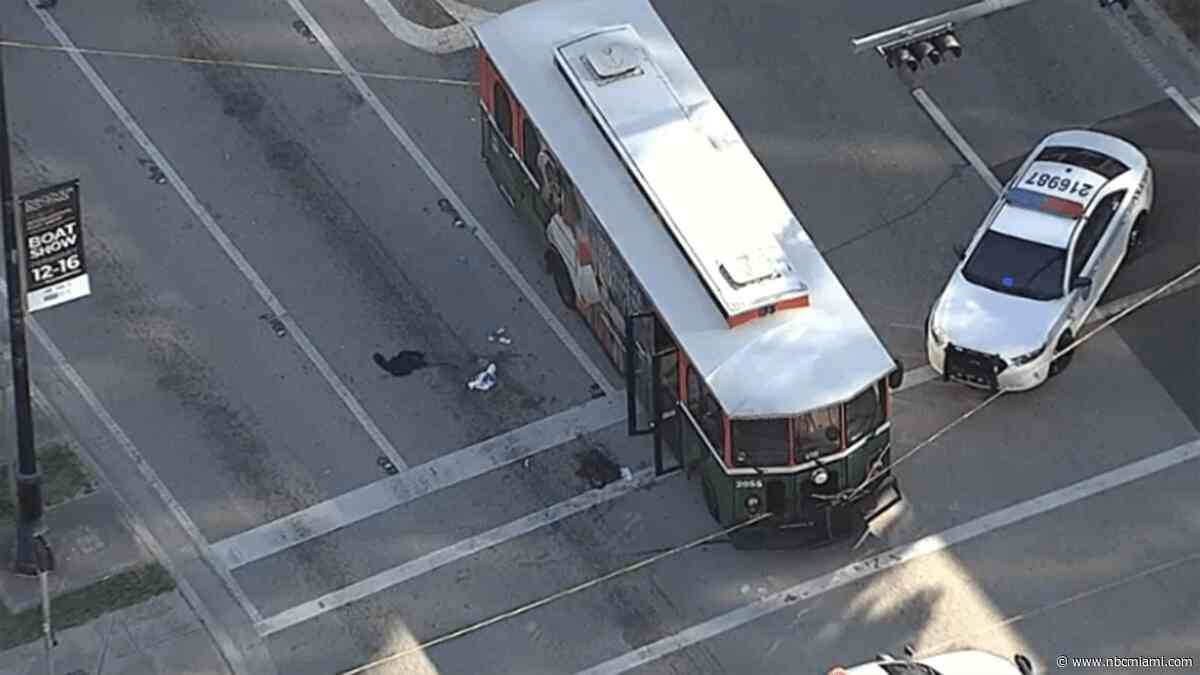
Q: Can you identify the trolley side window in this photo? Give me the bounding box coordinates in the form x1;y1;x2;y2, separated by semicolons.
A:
493;82;514;146
686;365;724;456
845;383;885;446
731;419;789;467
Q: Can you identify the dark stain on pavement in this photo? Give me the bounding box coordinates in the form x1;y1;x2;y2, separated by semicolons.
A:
575;446;620;489
372;350;428;377
265;140;309;170
222;89;264;122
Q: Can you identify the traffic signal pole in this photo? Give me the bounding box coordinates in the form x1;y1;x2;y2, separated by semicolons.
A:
850;0;1038;54
0;27;45;577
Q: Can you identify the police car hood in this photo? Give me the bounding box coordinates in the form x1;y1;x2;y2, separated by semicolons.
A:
933;271;1067;358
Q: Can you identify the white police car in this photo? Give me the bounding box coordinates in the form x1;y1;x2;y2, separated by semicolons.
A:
829;647;1034;675
927;129;1153;391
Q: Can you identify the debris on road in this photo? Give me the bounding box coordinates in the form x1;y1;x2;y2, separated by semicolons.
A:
487;327;512;345
292;19;318;43
258;313;287;337
467;363;497;391
137;158;167;184
377;456;399;475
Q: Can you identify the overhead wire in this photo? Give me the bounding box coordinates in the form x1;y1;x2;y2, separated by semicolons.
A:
338;511;773;674
0;38;476;86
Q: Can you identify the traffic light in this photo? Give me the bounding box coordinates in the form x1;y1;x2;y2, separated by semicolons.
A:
877;23;961;72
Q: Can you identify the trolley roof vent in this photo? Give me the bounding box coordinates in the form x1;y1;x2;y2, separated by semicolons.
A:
719;247;793;289
583;43;644;83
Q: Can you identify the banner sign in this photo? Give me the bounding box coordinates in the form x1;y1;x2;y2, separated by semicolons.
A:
18;180;90;312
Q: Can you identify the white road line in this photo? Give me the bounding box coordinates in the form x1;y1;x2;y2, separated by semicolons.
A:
1165;85;1200;129
574;438;1200;675
0;284;260;671
361;0;477;54
28;2;410;471
1091;270;1200;324
911;87;1003;196
284;0;618;397
256;467;659;636
212;394;625;569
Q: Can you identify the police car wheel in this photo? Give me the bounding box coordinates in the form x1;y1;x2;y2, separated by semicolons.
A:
1049;330;1074;377
1128;212;1146;250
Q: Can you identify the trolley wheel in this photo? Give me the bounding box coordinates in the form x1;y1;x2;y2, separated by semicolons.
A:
702;477;720;523
1048;329;1074;378
547;252;576;309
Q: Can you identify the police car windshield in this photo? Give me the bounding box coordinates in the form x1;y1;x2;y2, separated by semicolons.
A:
962;231;1065;300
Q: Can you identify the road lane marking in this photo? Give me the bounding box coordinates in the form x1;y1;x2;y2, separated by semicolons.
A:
1165;85;1200;130
0;283;260;674
0;38;475;86
28;2;411;472
911;87;1003;196
212;394;625;569
283;0;618;397
574;438;1200;675
256;466;660;636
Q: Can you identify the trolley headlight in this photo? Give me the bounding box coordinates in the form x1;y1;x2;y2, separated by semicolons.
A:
744;495;761;514
811;468;830;486
1010;341;1047;366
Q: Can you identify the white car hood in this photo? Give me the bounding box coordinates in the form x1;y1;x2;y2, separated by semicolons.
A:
933;271;1067;358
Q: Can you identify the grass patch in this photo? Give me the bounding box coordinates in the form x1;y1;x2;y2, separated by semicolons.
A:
0;442;97;523
1159;0;1200;42
0;562;176;650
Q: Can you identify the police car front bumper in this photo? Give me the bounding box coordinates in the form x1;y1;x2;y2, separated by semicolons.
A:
927;334;1051;392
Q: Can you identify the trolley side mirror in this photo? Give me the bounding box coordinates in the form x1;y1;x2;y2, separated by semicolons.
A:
888;360;905;389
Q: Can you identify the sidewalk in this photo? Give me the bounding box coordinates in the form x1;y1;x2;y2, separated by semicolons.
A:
0;591;229;675
1;370;232;674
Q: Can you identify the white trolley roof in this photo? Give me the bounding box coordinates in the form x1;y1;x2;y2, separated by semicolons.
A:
554;25;808;321
475;0;896;418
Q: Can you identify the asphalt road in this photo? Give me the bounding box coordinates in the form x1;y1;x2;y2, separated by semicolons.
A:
3;0;1199;674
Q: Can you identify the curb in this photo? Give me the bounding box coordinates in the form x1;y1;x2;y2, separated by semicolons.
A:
364;0;496;54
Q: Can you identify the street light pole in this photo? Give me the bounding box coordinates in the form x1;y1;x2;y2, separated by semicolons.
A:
0;27;45;577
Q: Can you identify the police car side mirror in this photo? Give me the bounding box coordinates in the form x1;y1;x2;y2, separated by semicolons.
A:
953;242;967;259
1070;276;1093;292
888;360;905;389
1014;654;1033;675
